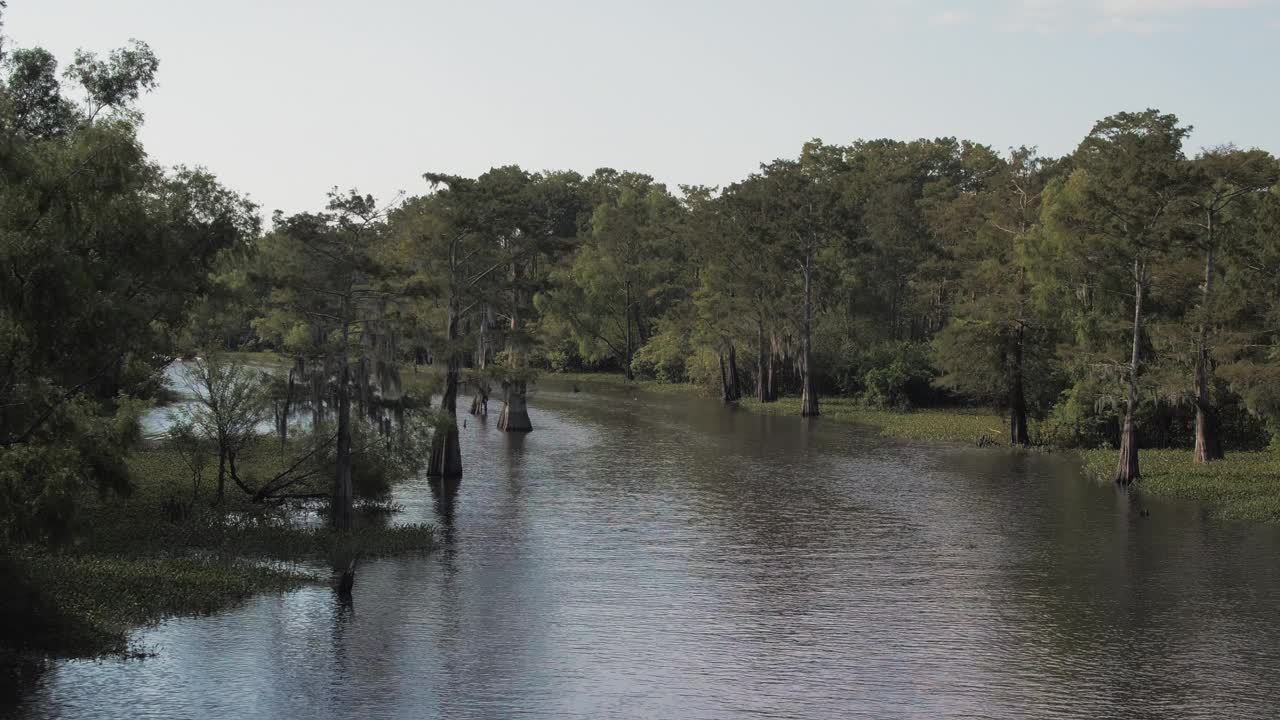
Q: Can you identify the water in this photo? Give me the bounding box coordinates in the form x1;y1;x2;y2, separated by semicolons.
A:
139;360;304;441
12;381;1280;719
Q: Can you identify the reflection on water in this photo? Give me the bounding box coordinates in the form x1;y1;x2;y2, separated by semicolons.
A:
13;380;1280;719
139;360;313;441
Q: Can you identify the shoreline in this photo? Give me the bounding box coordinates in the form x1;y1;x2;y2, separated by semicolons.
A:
2;443;434;667
555;371;1280;525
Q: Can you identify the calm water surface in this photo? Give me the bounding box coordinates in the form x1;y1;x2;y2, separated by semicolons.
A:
13;381;1280;719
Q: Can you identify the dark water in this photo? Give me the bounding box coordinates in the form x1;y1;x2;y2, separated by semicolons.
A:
13;382;1280;719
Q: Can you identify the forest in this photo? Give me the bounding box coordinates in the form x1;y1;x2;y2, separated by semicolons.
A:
3;8;1280;666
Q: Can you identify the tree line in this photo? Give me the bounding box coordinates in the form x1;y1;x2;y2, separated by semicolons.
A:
4;20;1279;541
201;111;1280;489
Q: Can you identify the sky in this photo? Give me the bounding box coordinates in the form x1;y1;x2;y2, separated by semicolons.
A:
7;0;1278;217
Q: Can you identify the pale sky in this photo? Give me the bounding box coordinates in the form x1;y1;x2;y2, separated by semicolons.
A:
8;0;1278;217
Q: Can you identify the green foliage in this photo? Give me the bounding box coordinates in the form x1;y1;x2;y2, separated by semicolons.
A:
1;550;306;657
0;396;146;543
743;395;1009;445
631;315;694;382
1;433;435;658
1082;448;1280;523
0;31;256;540
857;342;938;409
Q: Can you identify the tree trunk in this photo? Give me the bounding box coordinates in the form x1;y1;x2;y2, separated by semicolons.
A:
622;282;634;380
1008;340;1029;443
718;352;730;403
470;306;490;417
1115;262;1144;485
726;343;741;402
333;316;354;531
1194;232;1223;463
497;379;532;432
1010;323;1030;447
800;260;819;417
632;301;649;346
280;368;294;452
428;305;464;478
216;450;226;503
766;345;776;403
499;268;533;432
756;320;768;403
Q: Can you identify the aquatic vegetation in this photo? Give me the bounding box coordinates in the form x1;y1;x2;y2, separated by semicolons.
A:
1;440;434;660
741;396;1010;446
545;371;716;397
1081;448;1280;523
4;551;308;657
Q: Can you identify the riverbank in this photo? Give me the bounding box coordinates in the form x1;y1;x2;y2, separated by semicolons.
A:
560;371;1280;524
2;443;434;664
555;372;1009;445
1081;448;1280;523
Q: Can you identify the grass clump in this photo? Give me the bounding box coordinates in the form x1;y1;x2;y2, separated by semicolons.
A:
2;551;308;657
743;396;1009;446
3;441;434;662
545;371;715;397
1081;448;1280;523
563;371;1007;444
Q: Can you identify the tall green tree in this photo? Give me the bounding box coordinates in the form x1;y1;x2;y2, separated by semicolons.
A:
0;34;252;538
542;172;682;380
1045;110;1192;483
1181;147;1277;461
934;149;1063;445
754;145;844;417
255;191;393;529
387;173;520;477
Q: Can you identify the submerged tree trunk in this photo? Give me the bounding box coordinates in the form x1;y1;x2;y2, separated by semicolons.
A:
470;306;490;417
726;343;741;402
499;267;533;433
1194;235;1223;463
497;379;531;432
1116;262;1145;485
799;260;819;417
766;342;777;403
1010;324;1030;447
1009;268;1031;447
428;306;464;478
279;368;295;452
333;321;354;531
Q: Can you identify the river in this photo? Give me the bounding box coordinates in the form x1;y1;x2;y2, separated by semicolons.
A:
12;379;1280;719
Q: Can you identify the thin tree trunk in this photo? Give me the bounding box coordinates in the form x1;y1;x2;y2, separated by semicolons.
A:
632;301;649;346
216;450;226;503
1010;270;1030;447
1194;225;1223;463
1116;260;1144;485
471;306;489;417
333;312;354;531
718;352;730;403
766;345;776;403
499;266;532;432
428;304;463;478
280;368;294;452
756;320;769;403
623;282;634;380
800;259;819;417
726;343;741;402
1010;324;1030;447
